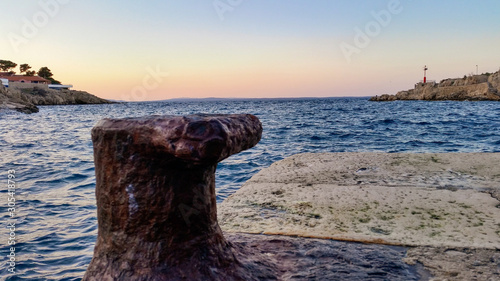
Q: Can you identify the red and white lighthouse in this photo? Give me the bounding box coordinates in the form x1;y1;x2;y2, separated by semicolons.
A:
423;65;428;83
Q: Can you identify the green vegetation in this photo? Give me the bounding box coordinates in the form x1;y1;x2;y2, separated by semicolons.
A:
0;60;17;72
37;66;61;84
19;64;36;76
1;59;62;84
20;63;30;73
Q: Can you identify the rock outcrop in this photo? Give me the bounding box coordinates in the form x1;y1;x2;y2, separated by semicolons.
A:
0;86;39;113
0;85;111;114
371;70;500;101
84;114;264;281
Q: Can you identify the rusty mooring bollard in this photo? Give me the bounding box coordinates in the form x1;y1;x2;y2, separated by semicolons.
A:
83;114;262;281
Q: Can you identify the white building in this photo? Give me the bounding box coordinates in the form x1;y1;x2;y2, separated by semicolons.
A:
0;78;8;87
48;84;73;90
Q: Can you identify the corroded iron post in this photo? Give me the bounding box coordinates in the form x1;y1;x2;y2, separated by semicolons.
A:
83;114;262;281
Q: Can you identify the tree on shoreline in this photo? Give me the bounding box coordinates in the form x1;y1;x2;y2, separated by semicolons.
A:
38;67;61;84
1;60;63;83
20;63;32;74
20;64;36;76
0;60;17;73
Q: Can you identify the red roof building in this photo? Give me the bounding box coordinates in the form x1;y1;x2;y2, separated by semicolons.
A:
0;75;50;84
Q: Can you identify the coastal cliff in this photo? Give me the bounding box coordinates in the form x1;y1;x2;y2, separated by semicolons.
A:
371;70;500;101
0;86;112;114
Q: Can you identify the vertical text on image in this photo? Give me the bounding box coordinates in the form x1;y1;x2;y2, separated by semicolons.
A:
7;169;17;274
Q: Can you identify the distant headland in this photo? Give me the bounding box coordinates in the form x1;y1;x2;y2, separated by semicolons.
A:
371;69;500;102
0;59;112;114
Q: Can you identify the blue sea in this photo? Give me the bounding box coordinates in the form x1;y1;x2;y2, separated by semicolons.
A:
1;98;500;280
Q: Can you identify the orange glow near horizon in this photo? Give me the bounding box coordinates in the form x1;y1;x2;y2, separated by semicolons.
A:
2;1;500;101
74;64;355;101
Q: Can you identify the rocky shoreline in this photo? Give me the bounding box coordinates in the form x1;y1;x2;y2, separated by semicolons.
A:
0;85;112;114
371;70;500;101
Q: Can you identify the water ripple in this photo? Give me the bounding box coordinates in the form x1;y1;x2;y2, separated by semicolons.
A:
1;98;500;279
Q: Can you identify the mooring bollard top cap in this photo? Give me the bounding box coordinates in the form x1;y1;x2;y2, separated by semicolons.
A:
92;114;262;164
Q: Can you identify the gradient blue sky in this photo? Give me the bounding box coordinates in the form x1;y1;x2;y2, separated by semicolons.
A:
2;0;500;100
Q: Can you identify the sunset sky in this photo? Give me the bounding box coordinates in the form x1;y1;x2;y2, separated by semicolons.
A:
2;0;500;101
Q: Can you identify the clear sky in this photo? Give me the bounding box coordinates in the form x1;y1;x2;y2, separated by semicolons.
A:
2;0;500;101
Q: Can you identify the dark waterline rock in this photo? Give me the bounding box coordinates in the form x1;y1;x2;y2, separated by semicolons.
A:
226;233;427;281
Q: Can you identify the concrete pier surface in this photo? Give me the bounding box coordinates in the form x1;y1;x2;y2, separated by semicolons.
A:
219;152;500;280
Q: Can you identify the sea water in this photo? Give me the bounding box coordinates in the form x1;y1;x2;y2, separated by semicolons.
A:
1;98;499;280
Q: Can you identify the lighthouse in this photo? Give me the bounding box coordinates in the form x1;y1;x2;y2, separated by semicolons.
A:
423;65;428;83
